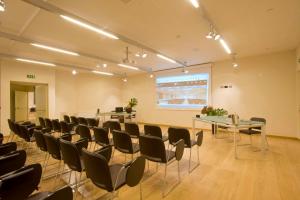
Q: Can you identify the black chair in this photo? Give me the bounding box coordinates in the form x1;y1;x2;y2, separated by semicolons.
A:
33;130;49;174
0;164;42;200
26;186;73;200
7;119;16;142
112;130;140;160
78;117;88;125
19;125;36;151
0;142;17;156
70;116;79;126
76;125;94;143
39;117;46;128
168;127;203;173
87;118;99;128
0;150;27;176
82;148;145;199
108;121;122;133
125;122;143;138
139;135;184;197
144;125;168;142
94;127;113;147
51;119;61;133
60;121;72;134
59;138;88;198
44;118;54;132
239;117;268;147
64;115;71;123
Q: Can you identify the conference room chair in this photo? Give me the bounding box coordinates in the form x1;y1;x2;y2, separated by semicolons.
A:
18;124;38;152
39;117;46;128
7;119;16;142
43;133;71;184
0;133;3;144
76;125;95;150
94;127;113;147
125;122;143;139
0;141;17;156
26;185;73;200
108;121;122;133
168;127;203;173
70;116;79;126
239;117;269;147
82;148;145;200
87;118;99;128
139;135;184;197
78;117;88;126
59;138;88;198
60;121;72;134
63;115;71;123
0;163;42;200
112;130;140;161
51;119;62;134
33;130;49;175
45;118;54;132
144;124;168;142
0;150;27;176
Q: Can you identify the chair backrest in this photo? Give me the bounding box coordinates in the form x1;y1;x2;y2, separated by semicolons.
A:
59;139;82;172
94;127;110;146
0;142;17;156
0;164;42;200
44;134;62;160
52;119;61;132
43;186;73;200
76;125;92;141
250;117;266;130
60;121;71;133
87;118;99;127
112;130;134;154
0;133;3;144
39;117;46;128
144;125;163;138
139;135;167;163
63;115;71;123
168;127;192;148
125;122;140;137
0;150;27;176
82;148;114;192
70;116;79;125
7;119;14;133
45;118;53;130
78;117;88;125
108;121;121;133
34;130;47;152
19;125;32;142
126;156;146;187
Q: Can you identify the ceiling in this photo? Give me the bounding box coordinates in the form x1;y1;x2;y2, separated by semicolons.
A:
0;0;299;76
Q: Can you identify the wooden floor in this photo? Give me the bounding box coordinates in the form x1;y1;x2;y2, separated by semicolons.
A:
21;127;300;200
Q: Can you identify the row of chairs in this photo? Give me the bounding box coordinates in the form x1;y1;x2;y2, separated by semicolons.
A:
0;133;73;200
63;115;100;127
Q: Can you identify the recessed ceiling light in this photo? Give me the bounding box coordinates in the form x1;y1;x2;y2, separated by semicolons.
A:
219;39;232;54
149;74;154;78
72;70;77;75
92;70;114;76
157;54;176;64
16;58;56;67
31;43;79;56
118;64;139;70
0;0;5;12
189;0;199;8
103;63;107;68
60;15;119;40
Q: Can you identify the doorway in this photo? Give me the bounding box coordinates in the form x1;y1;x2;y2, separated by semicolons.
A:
10;82;48;124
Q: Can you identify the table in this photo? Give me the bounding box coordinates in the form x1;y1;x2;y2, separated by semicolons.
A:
98;111;136;122
192;116;267;158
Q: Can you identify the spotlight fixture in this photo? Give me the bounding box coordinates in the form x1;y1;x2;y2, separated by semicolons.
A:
31;43;79;56
16;58;56;67
189;0;199;8
92;70;114;76
232;54;239;68
206;32;213;39
149;74;154;78
72;70;77;75
103;63;107;68
60;15;119;40
214;34;221;40
123;78;128;82
157;54;176;64
135;49;147;58
233;63;239;68
0;0;5;12
219;39;232;54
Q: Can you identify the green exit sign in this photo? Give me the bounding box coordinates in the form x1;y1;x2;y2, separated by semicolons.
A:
27;74;35;79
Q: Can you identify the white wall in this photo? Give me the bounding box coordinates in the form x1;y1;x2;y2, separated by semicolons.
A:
123;50;298;137
0;60;56;135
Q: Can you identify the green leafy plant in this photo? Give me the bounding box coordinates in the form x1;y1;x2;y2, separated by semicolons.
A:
128;98;138;108
201;106;228;116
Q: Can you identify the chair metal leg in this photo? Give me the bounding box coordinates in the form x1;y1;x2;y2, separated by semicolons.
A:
42;154;50;178
139;182;143;200
177;161;181;182
52;160;62;189
74;172;78;200
189;147;200;173
250;134;253;146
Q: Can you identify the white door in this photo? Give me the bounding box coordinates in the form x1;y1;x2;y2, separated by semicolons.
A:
15;91;28;122
35;85;48;121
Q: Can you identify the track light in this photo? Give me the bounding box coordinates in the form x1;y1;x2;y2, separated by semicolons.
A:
214;34;221;40
16;58;56;67
233;63;239;68
149;74;154;78
189;0;199;8
0;0;5;12
123;78;128;82
31;43;79;56
92;70;114;76
72;70;77;75
206;32;213;39
60;15;119;40
118;64;139;70
103;63;107;68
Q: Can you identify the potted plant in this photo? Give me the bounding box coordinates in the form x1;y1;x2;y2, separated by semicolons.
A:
125;98;138;113
201;106;228;116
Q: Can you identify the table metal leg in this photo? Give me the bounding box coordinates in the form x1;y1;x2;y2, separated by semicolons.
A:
261;124;267;151
234;127;238;159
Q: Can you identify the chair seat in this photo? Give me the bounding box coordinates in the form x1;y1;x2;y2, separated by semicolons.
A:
162;135;168;142
27;192;51;200
239;129;261;135
109;164;128;190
